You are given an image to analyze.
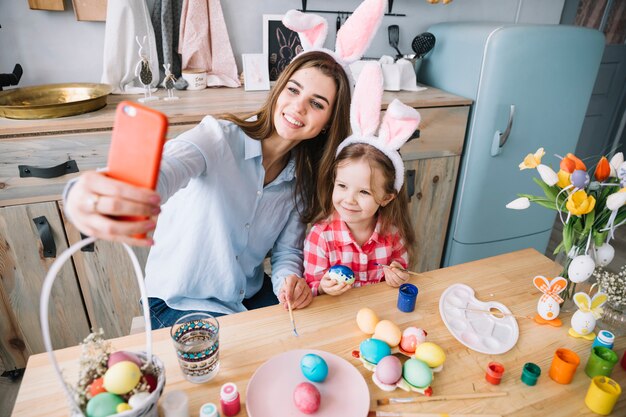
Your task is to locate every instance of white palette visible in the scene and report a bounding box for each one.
[439,283,519,354]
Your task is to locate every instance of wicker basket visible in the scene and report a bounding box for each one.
[40,237,166,417]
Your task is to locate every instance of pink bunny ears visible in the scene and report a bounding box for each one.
[282,0,385,86]
[336,63,421,192]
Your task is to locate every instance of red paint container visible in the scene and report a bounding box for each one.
[220,382,241,416]
[485,361,505,385]
[621,351,626,371]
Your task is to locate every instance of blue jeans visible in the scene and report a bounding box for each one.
[147,273,279,329]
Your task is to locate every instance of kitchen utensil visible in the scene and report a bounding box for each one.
[388,25,403,60]
[0,83,111,119]
[411,32,436,58]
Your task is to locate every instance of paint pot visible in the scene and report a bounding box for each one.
[548,348,580,384]
[585,346,618,378]
[397,283,418,312]
[199,403,219,417]
[584,376,622,415]
[622,350,626,371]
[182,69,207,90]
[591,330,615,350]
[485,361,504,385]
[521,362,541,386]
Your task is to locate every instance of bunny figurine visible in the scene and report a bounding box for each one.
[568,291,608,340]
[532,275,568,327]
[135,36,158,103]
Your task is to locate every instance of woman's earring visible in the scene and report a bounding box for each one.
[321,127,328,134]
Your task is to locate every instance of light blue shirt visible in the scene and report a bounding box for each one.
[144,116,305,314]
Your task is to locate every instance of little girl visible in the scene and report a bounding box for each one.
[304,63,420,296]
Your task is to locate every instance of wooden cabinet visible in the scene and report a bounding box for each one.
[0,86,470,370]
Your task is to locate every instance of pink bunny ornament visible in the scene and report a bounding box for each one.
[568,291,608,340]
[335,62,420,191]
[532,276,567,327]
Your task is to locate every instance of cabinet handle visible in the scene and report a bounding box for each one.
[19,159,79,178]
[407,128,420,142]
[490,104,515,156]
[32,216,56,258]
[80,232,95,252]
[406,169,416,200]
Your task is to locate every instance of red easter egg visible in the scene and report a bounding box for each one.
[293,382,321,414]
[143,373,157,393]
[88,377,107,397]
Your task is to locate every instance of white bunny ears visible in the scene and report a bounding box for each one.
[283,0,385,87]
[336,63,420,192]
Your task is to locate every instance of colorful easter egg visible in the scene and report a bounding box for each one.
[116,403,132,413]
[356,308,379,334]
[403,358,433,388]
[293,382,321,414]
[300,353,329,383]
[328,264,355,285]
[128,392,151,409]
[103,361,142,395]
[360,338,391,365]
[375,355,403,385]
[86,392,124,417]
[571,170,590,189]
[399,327,427,353]
[107,351,142,368]
[414,342,446,368]
[143,372,158,393]
[567,255,595,283]
[88,376,107,397]
[373,320,402,347]
[593,243,615,267]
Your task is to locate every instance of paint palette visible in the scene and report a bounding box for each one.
[439,283,519,354]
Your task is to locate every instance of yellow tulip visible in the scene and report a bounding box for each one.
[556,170,571,188]
[566,190,596,216]
[519,147,545,170]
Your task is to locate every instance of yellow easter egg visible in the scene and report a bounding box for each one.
[414,342,446,368]
[103,360,142,395]
[373,320,402,347]
[116,403,132,413]
[356,308,379,334]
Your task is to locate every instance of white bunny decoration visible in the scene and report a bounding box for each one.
[568,291,608,340]
[532,275,567,327]
[335,62,420,191]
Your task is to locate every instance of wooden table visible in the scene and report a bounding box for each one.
[12,249,625,417]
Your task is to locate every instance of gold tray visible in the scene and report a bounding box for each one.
[0,83,112,119]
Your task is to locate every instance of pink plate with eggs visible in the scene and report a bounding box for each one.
[246,349,370,417]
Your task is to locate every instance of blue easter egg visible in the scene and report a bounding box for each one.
[359,338,391,365]
[300,353,329,382]
[329,264,355,284]
[571,169,589,189]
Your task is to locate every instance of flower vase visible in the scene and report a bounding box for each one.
[554,244,592,313]
[598,301,626,337]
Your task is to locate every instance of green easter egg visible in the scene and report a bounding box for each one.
[86,392,124,417]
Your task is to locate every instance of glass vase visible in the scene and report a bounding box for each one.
[597,301,626,337]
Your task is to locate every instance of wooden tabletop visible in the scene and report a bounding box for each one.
[12,249,625,417]
[0,86,471,138]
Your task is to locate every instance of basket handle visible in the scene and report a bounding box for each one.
[40,236,153,415]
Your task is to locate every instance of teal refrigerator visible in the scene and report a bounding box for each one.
[419,22,605,267]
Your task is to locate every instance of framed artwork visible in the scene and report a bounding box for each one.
[262,14,303,81]
[242,54,270,91]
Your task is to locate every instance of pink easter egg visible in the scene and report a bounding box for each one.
[293,382,321,414]
[375,355,403,385]
[108,351,143,368]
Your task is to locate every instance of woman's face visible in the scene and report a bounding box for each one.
[273,67,337,142]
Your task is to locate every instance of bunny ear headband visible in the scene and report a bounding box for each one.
[335,62,420,192]
[282,0,385,88]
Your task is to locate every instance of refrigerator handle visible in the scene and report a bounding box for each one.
[490,104,515,156]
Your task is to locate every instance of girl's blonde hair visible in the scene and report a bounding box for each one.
[221,51,351,223]
[313,143,416,264]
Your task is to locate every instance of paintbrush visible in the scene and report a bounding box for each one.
[377,391,508,405]
[455,307,534,320]
[283,282,299,337]
[368,412,503,417]
[375,263,428,278]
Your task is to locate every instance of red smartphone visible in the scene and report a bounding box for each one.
[106,101,168,235]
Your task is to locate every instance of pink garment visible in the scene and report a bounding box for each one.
[179,0,240,87]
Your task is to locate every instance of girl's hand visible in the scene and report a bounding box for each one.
[65,171,161,246]
[279,274,313,310]
[383,261,411,287]
[319,273,352,296]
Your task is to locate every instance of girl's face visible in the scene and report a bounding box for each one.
[332,159,395,229]
[273,67,337,142]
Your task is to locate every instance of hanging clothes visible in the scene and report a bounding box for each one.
[101,0,159,94]
[150,0,184,83]
[178,0,241,87]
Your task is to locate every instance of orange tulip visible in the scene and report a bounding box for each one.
[594,156,610,181]
[560,157,576,173]
[566,153,587,171]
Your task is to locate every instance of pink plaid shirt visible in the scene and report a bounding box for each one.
[304,213,408,296]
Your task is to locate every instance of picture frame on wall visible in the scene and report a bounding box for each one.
[242,53,270,91]
[262,14,303,81]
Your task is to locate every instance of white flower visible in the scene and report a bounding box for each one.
[506,197,530,210]
[607,191,626,211]
[610,152,624,177]
[537,164,558,186]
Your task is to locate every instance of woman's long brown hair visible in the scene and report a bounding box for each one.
[313,143,417,265]
[221,51,351,223]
